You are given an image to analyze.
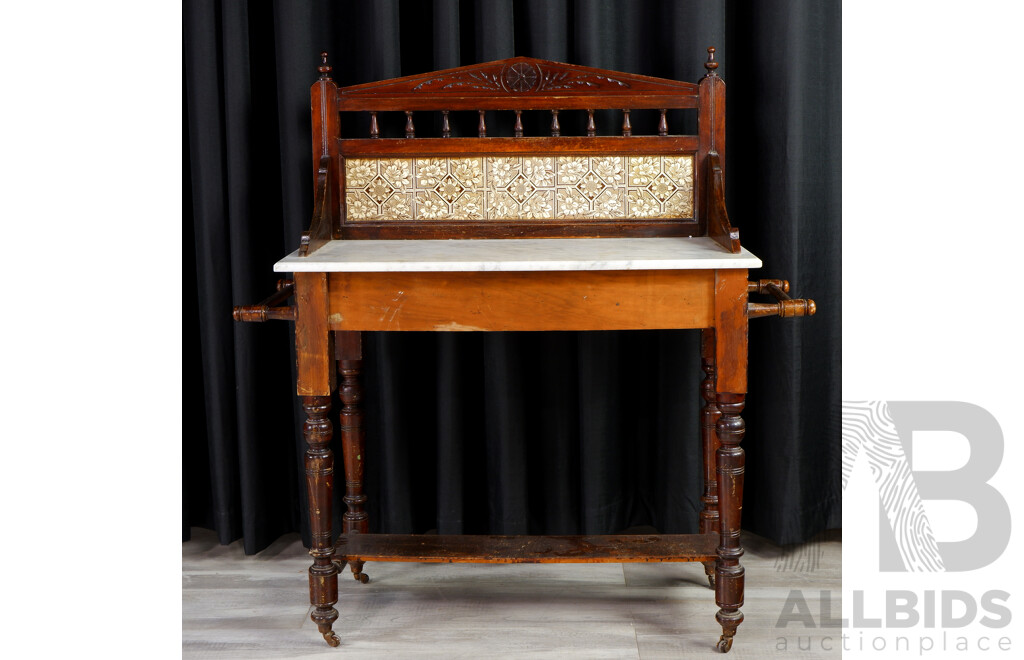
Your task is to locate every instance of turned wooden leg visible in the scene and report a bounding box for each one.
[337,331,369,584]
[699,329,722,589]
[715,393,745,653]
[303,395,340,647]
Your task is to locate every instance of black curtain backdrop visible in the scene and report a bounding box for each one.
[184,0,841,554]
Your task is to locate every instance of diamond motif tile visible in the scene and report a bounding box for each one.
[364,176,394,204]
[576,172,607,200]
[647,174,677,202]
[506,174,536,203]
[434,175,465,203]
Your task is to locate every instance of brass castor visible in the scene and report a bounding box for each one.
[355,571,370,584]
[717,634,733,653]
[323,632,340,647]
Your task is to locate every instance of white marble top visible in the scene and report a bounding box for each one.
[274,237,761,273]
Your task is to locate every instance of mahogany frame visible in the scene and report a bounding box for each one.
[235,49,816,654]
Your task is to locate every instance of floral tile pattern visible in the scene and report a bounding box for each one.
[345,155,693,221]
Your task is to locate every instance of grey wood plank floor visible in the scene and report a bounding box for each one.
[184,528,840,659]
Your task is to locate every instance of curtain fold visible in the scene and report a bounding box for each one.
[185,0,841,554]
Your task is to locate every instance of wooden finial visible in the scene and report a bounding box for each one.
[704,47,718,74]
[318,51,332,81]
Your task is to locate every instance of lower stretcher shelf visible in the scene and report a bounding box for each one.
[334,533,718,564]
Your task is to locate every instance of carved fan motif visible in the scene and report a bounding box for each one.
[502,62,539,92]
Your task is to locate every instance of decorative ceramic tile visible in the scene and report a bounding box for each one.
[345,155,693,221]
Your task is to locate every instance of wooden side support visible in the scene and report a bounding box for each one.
[697,47,740,255]
[698,47,727,242]
[714,270,748,395]
[294,272,333,396]
[299,155,333,257]
[714,393,745,653]
[699,328,721,589]
[712,268,748,653]
[309,52,340,242]
[706,153,740,253]
[336,331,370,584]
[303,395,341,648]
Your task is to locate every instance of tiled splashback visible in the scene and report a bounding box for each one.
[344,155,694,222]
